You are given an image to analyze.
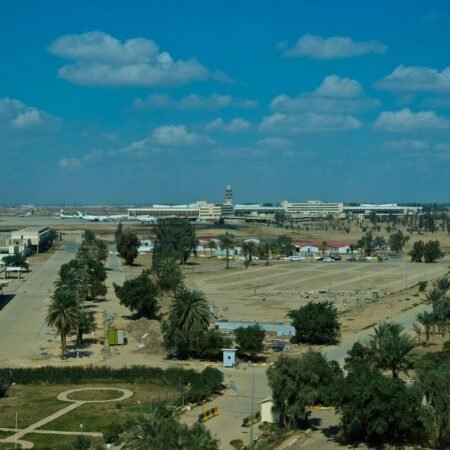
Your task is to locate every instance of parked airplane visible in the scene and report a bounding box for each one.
[16,209,34,217]
[55,210,80,219]
[127,215,158,224]
[76,211,109,222]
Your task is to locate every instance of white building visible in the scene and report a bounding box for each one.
[259,398,275,423]
[128,201,220,221]
[343,203,422,215]
[281,200,344,217]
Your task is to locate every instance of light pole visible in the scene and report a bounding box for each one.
[137,400,143,415]
[150,395,155,411]
[80,423,83,437]
[249,364,255,450]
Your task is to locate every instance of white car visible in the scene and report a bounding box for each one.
[289,255,305,261]
[322,257,333,262]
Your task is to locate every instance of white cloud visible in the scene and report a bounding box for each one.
[49,31,225,86]
[58,150,103,169]
[374,109,450,132]
[383,139,430,151]
[132,93,257,110]
[206,117,251,132]
[124,125,214,153]
[0,97,60,130]
[260,112,361,133]
[280,34,387,59]
[256,137,293,149]
[376,65,450,92]
[271,75,379,113]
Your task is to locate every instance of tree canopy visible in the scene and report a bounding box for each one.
[288,301,341,345]
[234,325,265,360]
[117,230,140,265]
[114,271,159,318]
[152,218,197,267]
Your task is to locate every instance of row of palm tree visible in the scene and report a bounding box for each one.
[415,277,450,347]
[46,232,105,359]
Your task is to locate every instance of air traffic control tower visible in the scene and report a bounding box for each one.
[221,185,234,216]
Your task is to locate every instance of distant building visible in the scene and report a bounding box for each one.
[128,201,220,221]
[343,203,422,215]
[9,227,50,254]
[281,200,344,218]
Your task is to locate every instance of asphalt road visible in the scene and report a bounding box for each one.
[0,241,78,365]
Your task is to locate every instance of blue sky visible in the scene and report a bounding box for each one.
[0,0,449,204]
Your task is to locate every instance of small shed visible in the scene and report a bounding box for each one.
[259,397,275,423]
[222,348,237,368]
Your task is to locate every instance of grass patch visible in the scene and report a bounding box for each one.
[67,389,125,402]
[25,433,103,450]
[0,382,175,434]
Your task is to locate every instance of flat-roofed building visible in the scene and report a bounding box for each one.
[281,200,344,217]
[9,227,50,254]
[343,203,422,215]
[128,201,220,221]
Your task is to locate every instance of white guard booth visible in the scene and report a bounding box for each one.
[222,348,237,368]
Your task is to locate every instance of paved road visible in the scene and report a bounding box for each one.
[0,241,79,365]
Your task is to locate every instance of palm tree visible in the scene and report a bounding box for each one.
[170,288,211,334]
[425,287,444,305]
[206,240,217,258]
[435,277,450,293]
[46,289,80,359]
[219,233,235,269]
[241,241,257,265]
[417,311,435,346]
[77,310,97,346]
[370,322,416,378]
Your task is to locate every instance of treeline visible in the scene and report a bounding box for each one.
[0,365,223,403]
[268,326,450,448]
[46,230,107,359]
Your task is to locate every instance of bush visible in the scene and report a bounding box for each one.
[288,301,341,345]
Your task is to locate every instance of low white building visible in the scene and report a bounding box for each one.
[259,398,275,423]
[138,240,153,254]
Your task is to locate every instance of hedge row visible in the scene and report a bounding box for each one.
[0,365,223,403]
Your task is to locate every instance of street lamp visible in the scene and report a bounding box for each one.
[80,423,83,437]
[150,395,155,411]
[137,400,143,415]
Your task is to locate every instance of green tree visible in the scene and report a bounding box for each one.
[234,325,265,360]
[117,230,140,265]
[416,354,450,448]
[274,210,287,228]
[153,257,184,294]
[288,302,341,345]
[60,435,93,450]
[77,310,97,346]
[115,223,124,252]
[114,271,159,318]
[410,240,425,262]
[240,241,257,266]
[46,289,80,359]
[218,232,235,269]
[435,277,450,293]
[162,288,211,358]
[388,230,410,255]
[121,404,219,450]
[423,240,444,263]
[267,352,342,428]
[206,240,217,257]
[369,322,416,378]
[2,254,29,271]
[417,311,435,346]
[357,231,375,256]
[152,218,197,267]
[335,368,424,446]
[276,235,294,256]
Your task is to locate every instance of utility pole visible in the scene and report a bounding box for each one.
[249,365,255,450]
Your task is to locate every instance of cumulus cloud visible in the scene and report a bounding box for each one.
[124,125,214,153]
[259,112,361,133]
[376,65,450,92]
[132,93,257,110]
[0,97,60,130]
[59,150,103,169]
[374,108,450,132]
[279,34,387,59]
[49,31,227,86]
[206,117,251,132]
[256,137,293,149]
[271,75,379,113]
[383,139,430,151]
